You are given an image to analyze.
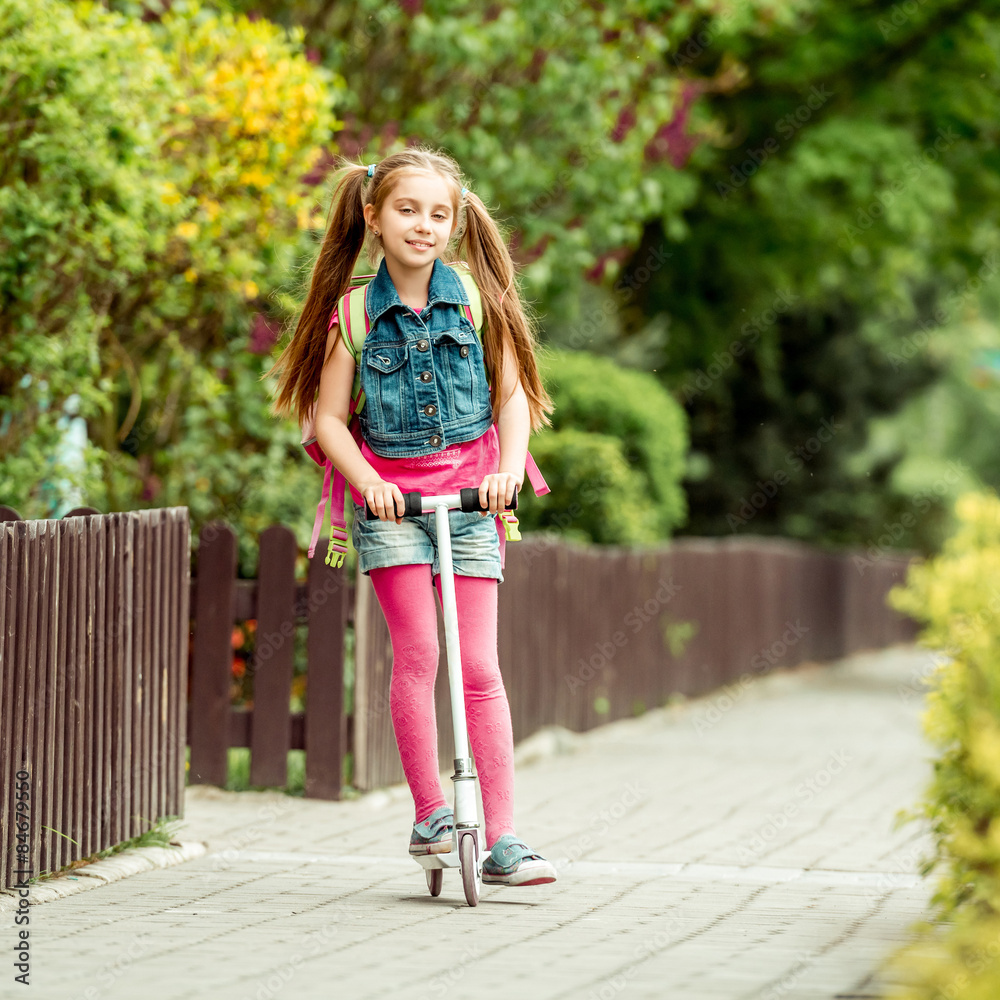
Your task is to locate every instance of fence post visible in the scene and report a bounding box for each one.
[304,545,350,800]
[251,525,298,788]
[189,522,237,786]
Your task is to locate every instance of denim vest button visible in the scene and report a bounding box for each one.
[429,434,442,447]
[419,370,433,383]
[423,404,437,416]
[459,345,469,358]
[416,339,429,352]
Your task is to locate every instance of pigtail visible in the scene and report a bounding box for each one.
[460,192,554,433]
[264,160,370,429]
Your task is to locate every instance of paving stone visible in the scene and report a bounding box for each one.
[2,644,942,1000]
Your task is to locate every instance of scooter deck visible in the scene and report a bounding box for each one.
[411,827,484,870]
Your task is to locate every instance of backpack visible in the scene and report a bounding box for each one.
[301,260,550,566]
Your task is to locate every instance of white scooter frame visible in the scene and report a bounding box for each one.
[364,485,518,907]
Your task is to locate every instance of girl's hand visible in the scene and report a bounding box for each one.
[360,479,406,523]
[477,473,521,516]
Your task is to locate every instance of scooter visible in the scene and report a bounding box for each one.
[365,485,518,907]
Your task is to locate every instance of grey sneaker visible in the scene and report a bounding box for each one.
[481,833,557,886]
[409,805,454,855]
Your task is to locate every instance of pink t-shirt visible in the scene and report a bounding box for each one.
[339,305,507,563]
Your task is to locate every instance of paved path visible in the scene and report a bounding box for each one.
[8,645,942,1000]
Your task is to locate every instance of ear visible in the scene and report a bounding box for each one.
[363,203,378,230]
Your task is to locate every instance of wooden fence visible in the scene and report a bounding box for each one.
[0,507,189,891]
[2,501,920,878]
[351,532,919,791]
[186,522,351,800]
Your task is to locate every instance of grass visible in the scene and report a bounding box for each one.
[183,745,359,798]
[28,814,187,884]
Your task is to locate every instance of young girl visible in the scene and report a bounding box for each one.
[266,147,558,886]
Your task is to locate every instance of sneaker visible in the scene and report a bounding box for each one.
[409,805,454,855]
[481,833,557,886]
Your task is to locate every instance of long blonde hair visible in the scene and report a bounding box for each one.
[264,146,554,434]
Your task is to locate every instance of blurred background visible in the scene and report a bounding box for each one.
[2,0,998,574]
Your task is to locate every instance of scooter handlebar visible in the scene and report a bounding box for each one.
[365,486,518,520]
[460,486,517,513]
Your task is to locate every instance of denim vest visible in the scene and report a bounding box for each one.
[358,257,494,458]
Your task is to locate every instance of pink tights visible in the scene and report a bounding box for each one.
[368,563,516,849]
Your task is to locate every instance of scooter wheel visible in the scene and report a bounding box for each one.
[425,868,443,897]
[459,832,480,907]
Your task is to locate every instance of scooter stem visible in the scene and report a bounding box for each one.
[433,502,479,830]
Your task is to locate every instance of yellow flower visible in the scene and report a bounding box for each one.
[160,182,181,206]
[239,168,272,188]
[184,268,198,283]
[243,280,259,299]
[199,199,221,221]
[175,221,199,239]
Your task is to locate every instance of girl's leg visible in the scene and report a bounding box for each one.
[368,564,449,825]
[433,572,516,848]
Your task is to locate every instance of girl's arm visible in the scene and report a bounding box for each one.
[314,325,406,522]
[481,340,530,514]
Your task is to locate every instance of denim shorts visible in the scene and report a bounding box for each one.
[351,502,504,583]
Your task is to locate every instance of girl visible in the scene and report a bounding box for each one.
[266,147,558,887]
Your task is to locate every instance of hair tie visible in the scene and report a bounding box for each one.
[461,186,468,197]
[367,163,375,178]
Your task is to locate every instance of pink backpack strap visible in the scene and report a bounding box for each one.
[307,458,333,560]
[524,448,550,496]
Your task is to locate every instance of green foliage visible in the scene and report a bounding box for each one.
[213,0,776,311]
[7,0,1000,566]
[517,348,688,544]
[0,0,179,506]
[620,0,1000,550]
[879,490,1000,998]
[1,0,341,574]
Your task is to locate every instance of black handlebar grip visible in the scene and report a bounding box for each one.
[364,490,423,520]
[460,486,517,513]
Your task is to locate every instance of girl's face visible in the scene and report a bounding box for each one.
[366,170,457,270]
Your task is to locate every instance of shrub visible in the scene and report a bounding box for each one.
[878,490,1000,998]
[0,0,340,576]
[519,347,689,544]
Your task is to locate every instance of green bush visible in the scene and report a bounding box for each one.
[879,490,1000,998]
[0,0,340,576]
[0,0,180,506]
[519,348,689,544]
